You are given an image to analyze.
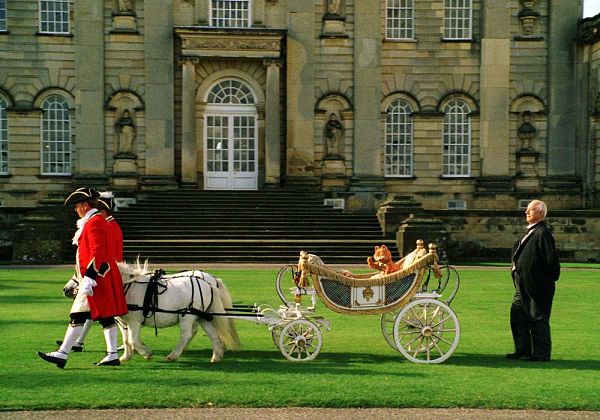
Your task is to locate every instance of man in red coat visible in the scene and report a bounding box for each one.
[57,192,126,353]
[38,188,128,368]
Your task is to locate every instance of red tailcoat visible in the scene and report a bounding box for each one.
[105,216,123,262]
[77,211,128,319]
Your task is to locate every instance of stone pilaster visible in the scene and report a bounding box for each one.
[143,0,176,188]
[74,0,105,178]
[286,1,315,180]
[480,4,511,176]
[264,58,282,185]
[180,57,198,186]
[352,1,381,178]
[547,0,580,176]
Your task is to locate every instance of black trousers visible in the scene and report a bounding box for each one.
[510,279,553,359]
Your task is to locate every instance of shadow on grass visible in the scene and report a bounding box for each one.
[141,349,425,377]
[447,352,600,370]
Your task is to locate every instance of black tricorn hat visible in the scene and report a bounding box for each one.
[64,187,100,205]
[97,194,114,211]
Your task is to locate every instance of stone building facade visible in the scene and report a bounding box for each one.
[0,0,594,214]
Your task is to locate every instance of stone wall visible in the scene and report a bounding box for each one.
[400,210,600,263]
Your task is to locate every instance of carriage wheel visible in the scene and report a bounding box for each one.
[275,265,297,307]
[393,298,460,364]
[271,324,283,347]
[380,310,400,350]
[278,319,323,362]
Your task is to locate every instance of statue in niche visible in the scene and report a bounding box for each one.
[115,110,136,155]
[325,113,344,158]
[517,111,537,151]
[326,0,343,17]
[118,0,133,14]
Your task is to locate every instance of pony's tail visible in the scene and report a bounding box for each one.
[211,277,241,351]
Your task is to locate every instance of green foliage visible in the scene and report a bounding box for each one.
[0,266,599,411]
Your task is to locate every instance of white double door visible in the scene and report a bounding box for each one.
[204,111,258,190]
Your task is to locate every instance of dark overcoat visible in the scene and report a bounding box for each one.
[512,221,560,315]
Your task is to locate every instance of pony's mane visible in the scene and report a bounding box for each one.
[118,258,150,282]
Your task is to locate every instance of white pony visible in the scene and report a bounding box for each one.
[116,260,240,363]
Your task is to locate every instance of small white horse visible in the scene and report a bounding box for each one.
[116,260,240,363]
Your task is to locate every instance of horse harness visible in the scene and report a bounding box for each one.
[125,269,217,334]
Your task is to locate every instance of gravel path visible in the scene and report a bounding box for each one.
[1,408,599,419]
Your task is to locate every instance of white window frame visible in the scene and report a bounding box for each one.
[443,0,472,40]
[0,97,8,175]
[385,99,413,177]
[0,0,7,32]
[41,95,71,175]
[39,0,70,34]
[442,99,471,177]
[210,0,251,28]
[385,0,415,40]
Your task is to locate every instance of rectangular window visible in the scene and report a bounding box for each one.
[443,0,472,40]
[0,0,6,32]
[39,0,69,34]
[386,0,414,40]
[210,0,250,28]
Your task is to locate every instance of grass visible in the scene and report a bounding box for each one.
[0,265,599,411]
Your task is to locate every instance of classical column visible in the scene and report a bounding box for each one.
[264,58,282,185]
[180,57,198,185]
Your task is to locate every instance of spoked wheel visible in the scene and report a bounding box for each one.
[278,319,323,362]
[271,324,283,347]
[275,264,297,307]
[380,310,400,350]
[393,298,460,364]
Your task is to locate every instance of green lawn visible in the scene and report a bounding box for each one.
[0,265,598,411]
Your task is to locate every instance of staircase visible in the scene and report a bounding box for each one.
[115,190,397,264]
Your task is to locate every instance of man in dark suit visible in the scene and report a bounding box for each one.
[508,200,560,362]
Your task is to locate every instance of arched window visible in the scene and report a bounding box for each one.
[386,0,415,40]
[443,0,472,40]
[207,79,255,105]
[385,99,413,177]
[442,99,471,177]
[210,0,250,28]
[41,94,71,175]
[0,97,7,174]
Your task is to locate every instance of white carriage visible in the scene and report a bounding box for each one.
[241,241,461,363]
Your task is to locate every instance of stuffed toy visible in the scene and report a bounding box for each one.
[367,245,402,275]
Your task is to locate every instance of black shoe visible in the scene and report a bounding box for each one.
[55,340,84,352]
[506,352,530,360]
[95,356,121,366]
[37,351,67,369]
[522,356,550,362]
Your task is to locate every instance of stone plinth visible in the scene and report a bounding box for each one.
[376,196,423,236]
[112,15,137,33]
[397,214,447,259]
[321,158,347,189]
[113,155,138,188]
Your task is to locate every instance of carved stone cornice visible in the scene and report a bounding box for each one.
[175,27,286,59]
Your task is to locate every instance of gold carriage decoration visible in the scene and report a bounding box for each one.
[296,243,439,316]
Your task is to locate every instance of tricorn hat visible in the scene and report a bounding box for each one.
[64,187,100,205]
[98,191,115,211]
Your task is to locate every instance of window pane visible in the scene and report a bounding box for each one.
[443,0,472,40]
[40,0,69,34]
[385,99,413,177]
[442,99,471,176]
[41,95,71,175]
[386,0,414,40]
[211,0,250,28]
